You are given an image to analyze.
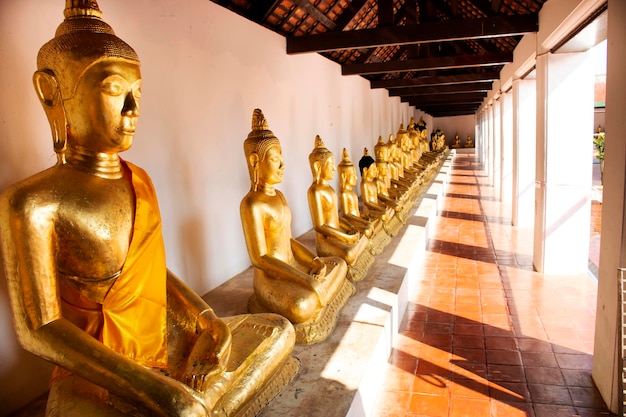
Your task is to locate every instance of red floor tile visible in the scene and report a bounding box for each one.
[371,154,614,417]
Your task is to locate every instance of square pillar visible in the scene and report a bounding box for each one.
[493,99,502,192]
[593,1,626,413]
[533,51,594,274]
[501,91,513,212]
[512,78,537,228]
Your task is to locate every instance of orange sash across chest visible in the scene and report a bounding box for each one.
[100,161,168,368]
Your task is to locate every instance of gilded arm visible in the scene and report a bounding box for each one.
[0,192,208,417]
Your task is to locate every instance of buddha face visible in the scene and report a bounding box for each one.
[63,59,141,153]
[258,145,284,186]
[345,166,357,187]
[321,155,335,181]
[365,164,378,180]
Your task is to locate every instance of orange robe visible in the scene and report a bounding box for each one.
[100,161,168,368]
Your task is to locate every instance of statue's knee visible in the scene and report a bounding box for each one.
[290,296,318,324]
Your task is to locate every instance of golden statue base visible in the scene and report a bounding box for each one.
[383,215,404,237]
[230,356,300,417]
[368,227,392,255]
[248,279,355,345]
[45,314,300,417]
[346,249,375,282]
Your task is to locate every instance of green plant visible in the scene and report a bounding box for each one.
[593,131,605,161]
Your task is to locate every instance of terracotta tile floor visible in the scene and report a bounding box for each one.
[372,153,614,417]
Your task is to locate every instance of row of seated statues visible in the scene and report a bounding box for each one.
[0,2,448,416]
[451,133,474,149]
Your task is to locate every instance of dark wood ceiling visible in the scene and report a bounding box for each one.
[211,0,546,117]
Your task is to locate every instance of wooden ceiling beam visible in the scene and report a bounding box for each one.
[248,0,282,23]
[388,82,493,96]
[292,0,336,30]
[410,101,483,109]
[333,0,368,31]
[405,91,487,104]
[287,14,537,54]
[371,71,499,88]
[342,52,512,75]
[424,109,478,117]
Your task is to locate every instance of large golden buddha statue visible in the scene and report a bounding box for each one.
[337,149,391,255]
[307,137,373,281]
[0,3,298,416]
[240,110,354,344]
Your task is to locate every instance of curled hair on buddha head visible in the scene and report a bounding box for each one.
[309,135,333,180]
[37,0,140,100]
[244,109,281,190]
[34,0,140,162]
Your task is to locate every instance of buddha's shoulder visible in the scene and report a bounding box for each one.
[241,190,286,210]
[0,166,82,212]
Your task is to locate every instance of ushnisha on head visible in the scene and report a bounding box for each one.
[358,147,375,176]
[338,148,356,187]
[34,0,140,160]
[308,135,334,181]
[244,109,282,191]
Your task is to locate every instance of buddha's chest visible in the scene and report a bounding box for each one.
[55,181,135,279]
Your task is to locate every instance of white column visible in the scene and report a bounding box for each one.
[486,104,494,185]
[593,1,626,413]
[533,51,594,274]
[512,78,536,228]
[492,98,502,193]
[501,91,513,213]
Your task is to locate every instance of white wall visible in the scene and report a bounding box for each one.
[0,1,421,413]
[432,115,476,147]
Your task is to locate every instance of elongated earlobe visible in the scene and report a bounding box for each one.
[249,153,259,191]
[33,70,67,163]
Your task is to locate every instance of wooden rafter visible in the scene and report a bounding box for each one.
[342,52,512,75]
[292,0,337,30]
[287,14,537,54]
[388,82,493,96]
[370,71,500,88]
[333,0,369,31]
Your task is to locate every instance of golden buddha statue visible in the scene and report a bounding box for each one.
[452,133,462,149]
[307,136,373,282]
[337,149,390,255]
[416,117,430,154]
[0,3,299,416]
[240,110,355,344]
[407,118,423,165]
[465,135,474,148]
[359,156,401,237]
[374,136,409,222]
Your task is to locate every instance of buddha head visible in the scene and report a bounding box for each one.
[337,148,357,189]
[361,157,378,182]
[396,124,408,147]
[358,148,375,176]
[35,0,141,161]
[374,136,389,163]
[244,109,283,191]
[308,135,335,183]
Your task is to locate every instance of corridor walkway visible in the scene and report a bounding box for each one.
[372,153,614,417]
